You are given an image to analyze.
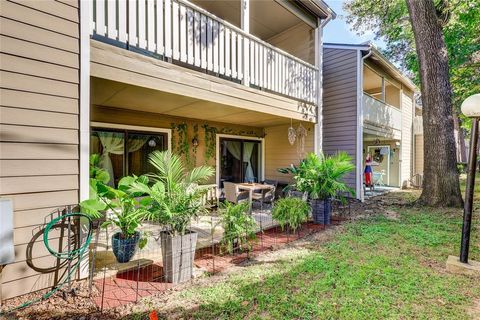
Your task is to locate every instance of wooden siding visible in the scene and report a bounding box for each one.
[401,90,414,185]
[264,123,314,183]
[267,23,315,65]
[0,0,80,300]
[414,134,424,175]
[322,48,358,189]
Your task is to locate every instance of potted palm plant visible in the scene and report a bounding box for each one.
[280,152,355,225]
[131,150,214,284]
[81,159,149,263]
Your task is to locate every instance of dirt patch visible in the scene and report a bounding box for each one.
[468,298,480,320]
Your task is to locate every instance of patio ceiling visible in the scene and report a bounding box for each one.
[91,77,295,127]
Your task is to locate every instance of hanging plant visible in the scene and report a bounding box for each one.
[296,123,308,155]
[171,122,191,167]
[202,124,217,162]
[288,119,296,145]
[192,123,199,166]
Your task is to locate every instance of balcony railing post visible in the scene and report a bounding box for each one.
[241,0,250,86]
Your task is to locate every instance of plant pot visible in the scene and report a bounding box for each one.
[311,198,332,225]
[160,231,198,284]
[112,231,140,263]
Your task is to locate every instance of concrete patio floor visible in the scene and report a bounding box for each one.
[89,208,277,279]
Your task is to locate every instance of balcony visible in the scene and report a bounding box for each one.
[363,94,402,135]
[90,0,318,105]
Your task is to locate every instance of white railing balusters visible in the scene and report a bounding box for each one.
[155,0,163,54]
[91,0,318,104]
[164,0,172,57]
[179,4,187,62]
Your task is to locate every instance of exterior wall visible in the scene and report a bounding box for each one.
[0,0,80,299]
[264,123,314,183]
[401,89,414,186]
[267,23,315,65]
[322,48,358,189]
[414,134,424,175]
[91,106,263,184]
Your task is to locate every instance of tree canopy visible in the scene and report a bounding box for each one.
[344,0,480,128]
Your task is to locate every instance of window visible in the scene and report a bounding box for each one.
[219,138,262,186]
[90,128,168,186]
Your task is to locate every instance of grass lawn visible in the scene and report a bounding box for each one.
[131,180,480,320]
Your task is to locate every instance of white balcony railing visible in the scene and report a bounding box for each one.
[91,0,318,105]
[363,94,402,131]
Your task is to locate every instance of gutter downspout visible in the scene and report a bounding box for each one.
[314,13,333,155]
[357,45,373,201]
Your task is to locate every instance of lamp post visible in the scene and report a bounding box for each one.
[459,93,480,263]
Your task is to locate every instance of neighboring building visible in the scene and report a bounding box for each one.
[0,0,335,300]
[323,43,423,200]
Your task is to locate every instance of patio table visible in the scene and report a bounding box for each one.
[236,183,275,213]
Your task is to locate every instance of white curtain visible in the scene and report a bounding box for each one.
[243,142,255,182]
[226,141,241,160]
[127,134,149,153]
[98,132,124,186]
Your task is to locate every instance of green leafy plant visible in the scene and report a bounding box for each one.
[217,202,257,255]
[171,122,191,167]
[202,124,217,162]
[80,157,149,246]
[272,197,311,232]
[131,150,214,236]
[279,152,355,200]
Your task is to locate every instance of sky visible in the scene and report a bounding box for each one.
[323,0,386,49]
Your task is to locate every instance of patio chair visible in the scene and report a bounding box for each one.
[223,182,250,204]
[287,190,308,201]
[252,183,276,211]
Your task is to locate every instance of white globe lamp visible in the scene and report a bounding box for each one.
[461,93,480,118]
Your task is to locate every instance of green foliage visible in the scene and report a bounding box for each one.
[171,122,191,167]
[272,197,311,232]
[217,202,257,255]
[202,124,217,162]
[280,152,355,200]
[344,0,480,129]
[131,150,214,236]
[80,174,149,246]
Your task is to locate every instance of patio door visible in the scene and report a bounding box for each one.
[219,137,262,186]
[367,146,391,185]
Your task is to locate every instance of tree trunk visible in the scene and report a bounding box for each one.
[406,0,463,207]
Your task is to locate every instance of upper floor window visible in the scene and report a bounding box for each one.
[90,128,168,187]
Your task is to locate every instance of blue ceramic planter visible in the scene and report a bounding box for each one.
[311,198,332,225]
[112,231,140,263]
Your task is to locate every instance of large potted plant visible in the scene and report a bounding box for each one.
[132,150,214,284]
[81,156,149,263]
[280,152,354,225]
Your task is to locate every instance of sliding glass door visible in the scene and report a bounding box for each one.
[219,138,262,186]
[90,128,167,187]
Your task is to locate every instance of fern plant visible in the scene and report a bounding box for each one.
[217,202,257,255]
[272,197,310,232]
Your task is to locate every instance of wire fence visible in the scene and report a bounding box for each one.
[0,196,356,314]
[88,197,355,311]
